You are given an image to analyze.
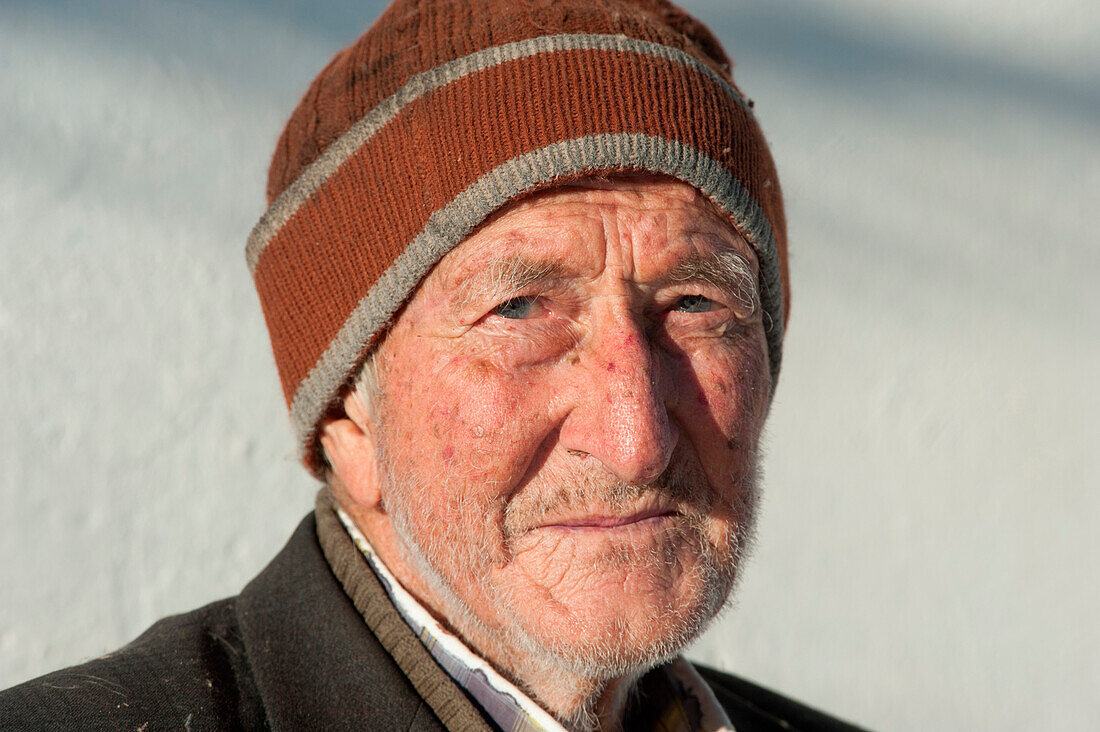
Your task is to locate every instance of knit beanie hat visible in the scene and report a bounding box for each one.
[247,0,789,477]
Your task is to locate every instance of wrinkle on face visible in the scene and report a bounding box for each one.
[341,175,771,725]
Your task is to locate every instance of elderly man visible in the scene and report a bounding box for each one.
[1,1,863,730]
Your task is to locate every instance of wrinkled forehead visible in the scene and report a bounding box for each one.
[485,172,740,235]
[430,173,757,291]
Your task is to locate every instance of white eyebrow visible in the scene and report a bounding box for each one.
[451,255,568,312]
[450,248,758,314]
[664,249,759,314]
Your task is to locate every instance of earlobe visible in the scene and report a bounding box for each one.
[319,391,383,510]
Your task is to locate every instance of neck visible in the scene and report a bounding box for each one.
[462,621,643,732]
[525,672,637,732]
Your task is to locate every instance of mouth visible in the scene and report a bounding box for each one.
[539,508,678,531]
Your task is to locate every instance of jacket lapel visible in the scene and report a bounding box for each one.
[236,514,450,731]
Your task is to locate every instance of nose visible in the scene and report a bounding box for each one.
[560,311,678,485]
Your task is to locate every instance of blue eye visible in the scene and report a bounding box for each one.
[493,296,536,319]
[674,294,715,313]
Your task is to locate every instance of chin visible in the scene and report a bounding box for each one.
[498,546,738,681]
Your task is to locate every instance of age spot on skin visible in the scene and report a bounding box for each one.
[344,178,771,712]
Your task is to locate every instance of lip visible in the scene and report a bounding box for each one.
[539,509,677,531]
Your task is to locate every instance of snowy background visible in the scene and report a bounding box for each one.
[1,0,1097,728]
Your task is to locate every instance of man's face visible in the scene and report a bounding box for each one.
[361,177,770,678]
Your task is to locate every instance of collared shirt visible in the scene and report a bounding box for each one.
[335,507,736,732]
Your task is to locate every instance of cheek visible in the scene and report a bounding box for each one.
[672,336,770,459]
[393,351,552,495]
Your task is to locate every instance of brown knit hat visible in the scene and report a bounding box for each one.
[247,0,789,477]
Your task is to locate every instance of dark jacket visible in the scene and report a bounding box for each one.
[0,509,865,730]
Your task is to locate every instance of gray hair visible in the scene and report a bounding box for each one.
[352,350,383,426]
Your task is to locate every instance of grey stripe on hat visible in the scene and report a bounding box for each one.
[287,132,784,461]
[246,32,753,273]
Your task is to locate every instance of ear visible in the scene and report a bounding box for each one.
[319,389,382,511]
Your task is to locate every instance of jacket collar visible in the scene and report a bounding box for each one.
[235,505,483,731]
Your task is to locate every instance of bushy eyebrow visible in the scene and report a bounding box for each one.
[449,248,759,314]
[451,256,569,313]
[664,249,759,314]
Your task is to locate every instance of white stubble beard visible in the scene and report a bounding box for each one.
[374,417,763,689]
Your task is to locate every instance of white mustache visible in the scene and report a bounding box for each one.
[502,449,718,541]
